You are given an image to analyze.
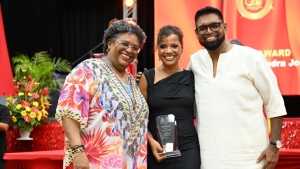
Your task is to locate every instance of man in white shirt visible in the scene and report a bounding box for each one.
[187,6,286,169]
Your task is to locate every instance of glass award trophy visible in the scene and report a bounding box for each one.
[156,114,181,158]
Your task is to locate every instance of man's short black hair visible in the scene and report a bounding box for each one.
[194,6,224,26]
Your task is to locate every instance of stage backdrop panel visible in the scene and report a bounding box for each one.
[154,0,300,95]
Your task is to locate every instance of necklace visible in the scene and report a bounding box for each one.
[104,56,138,122]
[105,56,129,84]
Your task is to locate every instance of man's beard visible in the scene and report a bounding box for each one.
[200,34,225,51]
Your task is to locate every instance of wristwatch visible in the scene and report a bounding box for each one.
[270,140,282,148]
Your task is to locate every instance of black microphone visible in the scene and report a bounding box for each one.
[72,42,104,67]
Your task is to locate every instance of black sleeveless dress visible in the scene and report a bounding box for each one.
[144,69,200,169]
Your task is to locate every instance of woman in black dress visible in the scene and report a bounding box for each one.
[138,25,200,169]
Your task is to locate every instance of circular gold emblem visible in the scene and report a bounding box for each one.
[236,0,273,20]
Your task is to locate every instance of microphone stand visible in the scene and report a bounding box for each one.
[71,42,104,66]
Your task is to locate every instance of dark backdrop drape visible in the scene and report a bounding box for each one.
[0,0,154,72]
[0,0,56,58]
[0,0,154,117]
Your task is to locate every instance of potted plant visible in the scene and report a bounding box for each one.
[6,51,71,137]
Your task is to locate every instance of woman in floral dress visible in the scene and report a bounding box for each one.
[56,20,149,169]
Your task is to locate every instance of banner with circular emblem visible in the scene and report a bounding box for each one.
[155,0,300,95]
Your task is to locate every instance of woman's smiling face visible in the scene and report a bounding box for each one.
[108,33,140,71]
[157,34,183,66]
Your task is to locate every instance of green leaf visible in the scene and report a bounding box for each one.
[30,118,36,126]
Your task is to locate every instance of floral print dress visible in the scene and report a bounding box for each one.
[55,58,149,169]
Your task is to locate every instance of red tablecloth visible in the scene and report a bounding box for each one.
[281,118,300,149]
[277,118,300,168]
[276,149,300,169]
[4,150,64,169]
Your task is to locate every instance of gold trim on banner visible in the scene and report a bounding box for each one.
[236,0,273,20]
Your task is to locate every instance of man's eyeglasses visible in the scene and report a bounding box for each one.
[116,40,140,53]
[195,22,223,35]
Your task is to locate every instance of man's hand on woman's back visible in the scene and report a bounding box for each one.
[136,68,148,83]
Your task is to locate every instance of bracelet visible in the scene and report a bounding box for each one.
[70,145,85,154]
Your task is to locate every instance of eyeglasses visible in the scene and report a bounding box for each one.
[195,22,223,35]
[116,40,140,53]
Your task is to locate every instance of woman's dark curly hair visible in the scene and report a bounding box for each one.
[102,20,147,54]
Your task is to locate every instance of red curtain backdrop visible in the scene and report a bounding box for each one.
[0,6,14,96]
[154,0,300,95]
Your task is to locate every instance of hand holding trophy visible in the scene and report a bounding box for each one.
[156,114,181,158]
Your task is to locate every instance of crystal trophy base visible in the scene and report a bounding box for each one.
[159,150,181,158]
